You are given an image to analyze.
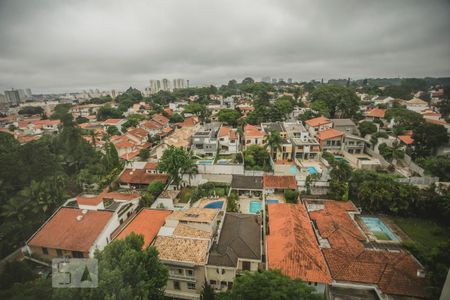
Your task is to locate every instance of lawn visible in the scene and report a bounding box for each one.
[393,217,449,252]
[177,187,194,203]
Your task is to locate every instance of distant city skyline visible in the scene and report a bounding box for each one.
[1,0,449,94]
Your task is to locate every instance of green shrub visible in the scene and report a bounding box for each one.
[284,189,299,203]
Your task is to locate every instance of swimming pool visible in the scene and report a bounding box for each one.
[306,167,318,174]
[266,199,279,204]
[197,160,214,165]
[288,165,299,175]
[249,200,262,214]
[204,201,223,209]
[361,216,398,241]
[216,159,232,165]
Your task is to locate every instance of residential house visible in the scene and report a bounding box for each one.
[261,122,292,161]
[26,191,139,259]
[263,175,297,194]
[155,208,220,299]
[119,168,169,189]
[102,118,126,132]
[304,116,333,136]
[206,213,262,293]
[266,203,332,293]
[191,122,221,156]
[317,128,344,153]
[284,121,320,160]
[231,175,263,197]
[397,135,414,147]
[111,136,137,157]
[152,114,170,128]
[113,208,172,248]
[126,127,149,145]
[372,96,394,106]
[365,108,386,122]
[243,124,265,149]
[406,98,428,113]
[69,104,102,118]
[331,118,358,135]
[308,200,428,299]
[343,134,366,154]
[140,119,164,136]
[217,126,239,154]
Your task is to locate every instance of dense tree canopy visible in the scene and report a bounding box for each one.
[243,145,271,171]
[18,106,44,116]
[309,85,360,118]
[158,146,197,187]
[412,123,449,157]
[217,109,241,126]
[219,270,321,300]
[358,121,377,137]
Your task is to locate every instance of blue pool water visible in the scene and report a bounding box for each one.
[204,201,223,209]
[288,165,298,175]
[306,167,318,174]
[266,199,279,204]
[361,216,398,241]
[249,200,262,214]
[197,160,214,165]
[334,156,344,161]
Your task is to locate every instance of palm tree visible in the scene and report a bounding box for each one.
[264,130,283,160]
[182,158,198,186]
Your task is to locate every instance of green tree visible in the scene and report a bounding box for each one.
[169,113,184,123]
[226,191,239,212]
[158,146,197,187]
[309,85,360,118]
[106,126,120,136]
[383,85,413,100]
[310,100,330,118]
[264,130,283,160]
[139,148,150,161]
[242,77,255,85]
[201,282,216,300]
[437,98,450,118]
[18,106,44,116]
[96,105,123,121]
[183,102,210,122]
[416,156,450,181]
[76,116,89,124]
[358,121,377,137]
[378,142,405,162]
[220,270,321,300]
[147,180,165,198]
[284,189,299,203]
[274,97,294,116]
[243,145,271,171]
[412,123,449,157]
[217,109,241,126]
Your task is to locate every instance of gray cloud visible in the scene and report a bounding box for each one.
[0,0,449,93]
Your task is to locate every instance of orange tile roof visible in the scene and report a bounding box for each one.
[398,135,414,145]
[115,209,172,248]
[309,200,428,298]
[28,207,113,252]
[140,120,162,130]
[114,140,136,149]
[266,203,332,284]
[144,162,158,170]
[119,169,168,185]
[103,118,124,125]
[263,175,297,189]
[152,114,169,126]
[175,116,198,127]
[103,192,141,201]
[244,124,265,138]
[126,127,148,139]
[305,116,331,127]
[218,126,230,137]
[119,149,141,161]
[317,128,344,140]
[366,108,386,118]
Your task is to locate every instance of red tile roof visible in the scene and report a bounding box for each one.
[144,162,158,170]
[140,120,162,130]
[119,169,168,185]
[103,118,124,125]
[175,116,198,127]
[267,203,332,284]
[218,126,238,140]
[152,114,169,126]
[115,209,172,248]
[126,127,148,140]
[103,192,141,201]
[309,200,428,298]
[244,124,264,138]
[263,175,297,189]
[305,116,331,127]
[114,140,136,149]
[366,108,386,118]
[317,128,344,140]
[398,135,414,145]
[28,207,113,252]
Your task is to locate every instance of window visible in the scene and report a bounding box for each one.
[187,282,196,290]
[72,251,84,258]
[42,247,48,255]
[178,268,183,275]
[187,269,194,277]
[56,249,63,257]
[227,282,233,289]
[174,281,180,290]
[210,280,216,285]
[242,261,251,271]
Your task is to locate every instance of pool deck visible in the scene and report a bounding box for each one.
[356,215,402,243]
[193,197,227,210]
[238,196,261,214]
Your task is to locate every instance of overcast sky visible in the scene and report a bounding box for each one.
[0,0,449,94]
